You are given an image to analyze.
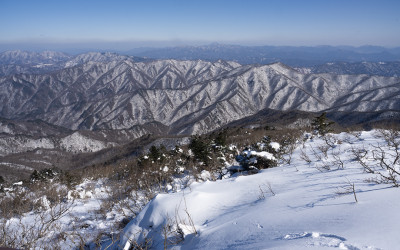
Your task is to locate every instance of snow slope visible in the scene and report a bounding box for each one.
[119,131,400,249]
[2,130,399,249]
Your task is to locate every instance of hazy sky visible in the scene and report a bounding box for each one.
[1,0,399,50]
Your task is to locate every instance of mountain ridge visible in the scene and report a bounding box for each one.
[1,57,400,135]
[2,48,400,77]
[128,44,400,66]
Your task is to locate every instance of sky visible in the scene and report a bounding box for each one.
[0,0,399,51]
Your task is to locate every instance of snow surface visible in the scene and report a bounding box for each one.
[3,130,400,249]
[1,178,151,249]
[119,131,400,250]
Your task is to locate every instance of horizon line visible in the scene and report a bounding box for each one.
[1,42,400,53]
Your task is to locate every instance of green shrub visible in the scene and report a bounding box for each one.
[214,129,228,146]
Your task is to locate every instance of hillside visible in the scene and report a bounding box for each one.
[1,128,400,249]
[118,130,400,249]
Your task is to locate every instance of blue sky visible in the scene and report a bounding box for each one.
[1,0,399,50]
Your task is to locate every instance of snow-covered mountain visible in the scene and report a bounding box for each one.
[0,50,148,76]
[0,50,71,65]
[129,44,400,66]
[1,58,400,134]
[0,50,72,76]
[299,61,400,77]
[63,52,146,68]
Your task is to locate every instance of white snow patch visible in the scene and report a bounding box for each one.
[269,142,280,150]
[243,149,276,160]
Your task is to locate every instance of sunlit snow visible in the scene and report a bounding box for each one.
[119,131,400,249]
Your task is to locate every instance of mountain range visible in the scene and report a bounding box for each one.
[1,52,400,135]
[2,47,400,76]
[1,49,400,181]
[128,44,400,66]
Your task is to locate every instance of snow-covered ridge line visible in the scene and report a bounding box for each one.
[2,57,400,134]
[0,132,110,156]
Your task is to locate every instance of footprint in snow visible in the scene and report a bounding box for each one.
[281,232,381,250]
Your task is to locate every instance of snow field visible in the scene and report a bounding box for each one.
[119,130,400,249]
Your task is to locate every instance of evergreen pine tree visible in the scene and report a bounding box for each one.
[189,135,210,164]
[149,145,161,162]
[311,112,334,136]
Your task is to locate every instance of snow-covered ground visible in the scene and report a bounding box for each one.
[1,178,152,249]
[2,130,400,249]
[118,131,400,249]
